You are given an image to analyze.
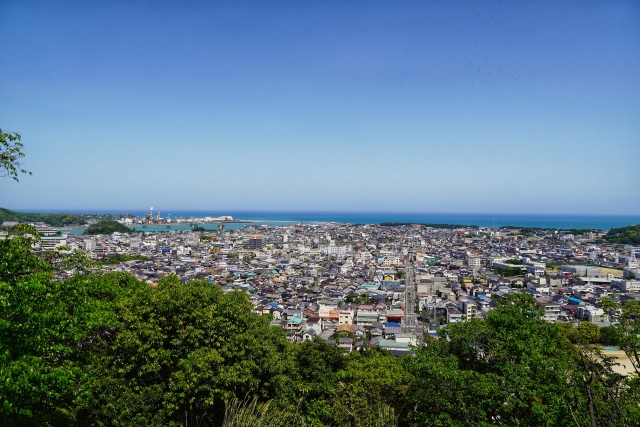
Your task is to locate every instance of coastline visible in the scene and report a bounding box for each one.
[9,210,640,232]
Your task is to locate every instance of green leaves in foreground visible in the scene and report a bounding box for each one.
[0,129,31,182]
[78,275,292,427]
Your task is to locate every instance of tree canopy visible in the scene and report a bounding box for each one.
[606,225,640,245]
[83,220,135,235]
[0,207,88,227]
[0,129,31,182]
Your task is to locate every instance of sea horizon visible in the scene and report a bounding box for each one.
[9,208,640,230]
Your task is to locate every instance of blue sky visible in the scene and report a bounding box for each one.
[1,0,638,214]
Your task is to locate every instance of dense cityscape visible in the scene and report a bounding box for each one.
[9,213,639,361]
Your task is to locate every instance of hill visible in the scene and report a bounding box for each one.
[83,220,133,235]
[0,207,87,227]
[606,225,640,245]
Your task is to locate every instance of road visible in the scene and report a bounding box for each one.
[404,259,418,328]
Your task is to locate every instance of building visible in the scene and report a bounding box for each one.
[85,239,96,251]
[459,299,479,320]
[577,306,605,323]
[611,279,640,293]
[447,307,463,323]
[355,306,379,326]
[39,235,67,251]
[326,240,350,258]
[31,222,59,236]
[248,235,265,250]
[535,297,561,323]
[466,255,482,268]
[338,309,354,325]
[561,265,603,277]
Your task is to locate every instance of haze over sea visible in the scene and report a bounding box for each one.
[42,209,640,232]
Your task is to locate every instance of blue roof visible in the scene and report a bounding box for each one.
[568,297,583,303]
[386,322,401,328]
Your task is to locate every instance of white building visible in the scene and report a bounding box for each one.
[326,240,350,258]
[466,255,482,268]
[338,309,354,325]
[379,255,401,267]
[611,279,640,293]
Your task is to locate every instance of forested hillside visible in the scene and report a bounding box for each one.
[606,225,640,245]
[0,207,87,227]
[1,226,639,427]
[83,220,134,235]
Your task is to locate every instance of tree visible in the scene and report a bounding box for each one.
[0,129,31,181]
[0,224,144,426]
[576,321,601,344]
[78,275,293,426]
[404,294,638,427]
[616,300,640,375]
[83,220,135,235]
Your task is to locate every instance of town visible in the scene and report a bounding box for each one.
[17,218,640,356]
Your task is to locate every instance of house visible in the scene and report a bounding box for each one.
[306,317,323,334]
[535,297,561,323]
[338,337,353,352]
[336,324,355,334]
[302,329,317,342]
[376,339,411,355]
[459,299,479,320]
[285,317,303,335]
[447,307,463,323]
[338,309,354,325]
[577,306,606,322]
[355,305,379,326]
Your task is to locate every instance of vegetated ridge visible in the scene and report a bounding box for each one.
[606,225,640,245]
[0,207,87,227]
[83,220,135,235]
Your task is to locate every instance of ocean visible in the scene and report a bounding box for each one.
[43,210,640,233]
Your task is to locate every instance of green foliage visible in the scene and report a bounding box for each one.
[559,321,601,344]
[192,225,216,232]
[83,220,134,235]
[0,129,31,181]
[606,225,640,245]
[403,294,637,427]
[615,300,640,375]
[0,207,87,227]
[577,321,601,344]
[286,338,407,427]
[0,225,145,426]
[600,326,622,346]
[504,259,524,265]
[499,266,524,277]
[78,275,293,426]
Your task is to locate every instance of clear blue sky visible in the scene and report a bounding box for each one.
[1,0,638,214]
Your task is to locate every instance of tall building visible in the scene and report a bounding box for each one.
[466,255,482,268]
[248,235,264,250]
